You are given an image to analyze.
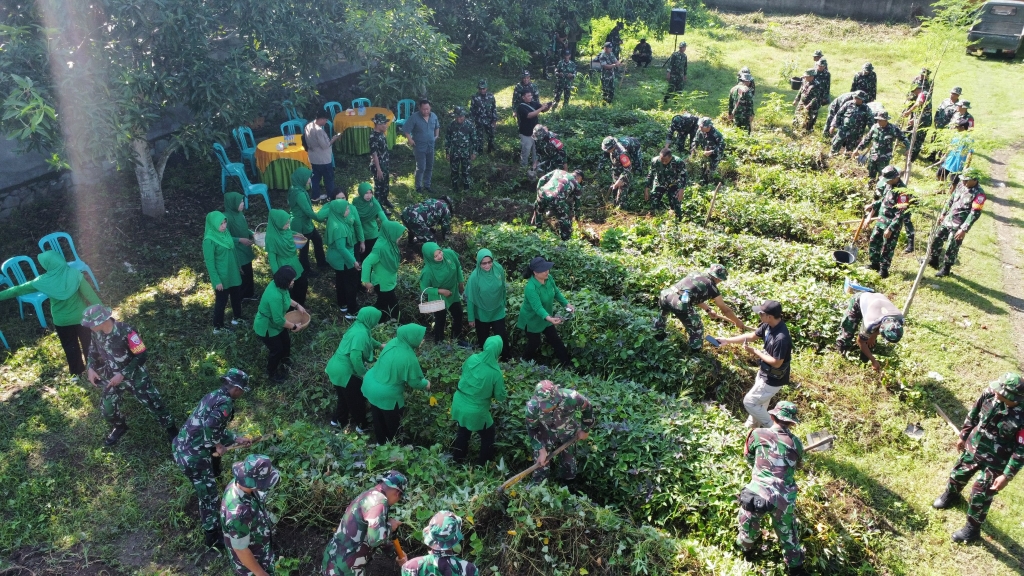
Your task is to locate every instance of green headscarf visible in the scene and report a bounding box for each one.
[204,211,234,250]
[32,251,82,300]
[420,242,459,289]
[374,220,406,273]
[266,209,297,257]
[355,305,383,330]
[374,324,427,378]
[352,182,378,221]
[223,192,249,238]
[326,199,355,247]
[458,335,503,396]
[466,249,505,315]
[289,165,312,193]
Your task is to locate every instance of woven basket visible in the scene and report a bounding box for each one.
[293,233,308,250]
[284,309,311,331]
[253,223,267,248]
[418,290,446,314]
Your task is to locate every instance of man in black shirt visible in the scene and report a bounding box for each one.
[516,91,552,176]
[717,300,793,428]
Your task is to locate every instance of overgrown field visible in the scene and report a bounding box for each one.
[2,9,1023,576]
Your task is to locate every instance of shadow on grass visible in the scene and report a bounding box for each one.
[814,454,928,533]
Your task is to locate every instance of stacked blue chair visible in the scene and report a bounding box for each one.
[1,256,49,328]
[227,165,271,210]
[232,127,258,177]
[280,120,305,137]
[394,99,415,130]
[282,100,306,125]
[324,101,343,119]
[213,143,244,194]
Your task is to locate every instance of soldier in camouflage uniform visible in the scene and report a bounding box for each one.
[664,42,688,103]
[400,511,478,576]
[934,87,963,130]
[736,401,806,575]
[511,71,540,110]
[604,21,624,57]
[369,114,395,216]
[828,91,871,154]
[654,264,749,350]
[792,69,824,132]
[322,471,408,576]
[814,59,831,104]
[909,67,933,94]
[531,169,583,241]
[866,166,911,278]
[221,454,281,576]
[594,42,623,104]
[728,73,755,134]
[401,196,453,244]
[526,380,595,482]
[667,112,699,154]
[949,100,975,130]
[600,135,641,206]
[444,107,477,193]
[932,373,1024,543]
[469,80,498,154]
[532,126,567,174]
[853,112,910,182]
[822,91,858,138]
[902,85,933,161]
[82,305,175,447]
[737,67,756,97]
[690,117,726,185]
[928,167,986,277]
[645,147,688,220]
[552,51,577,108]
[173,369,253,547]
[850,62,877,103]
[835,292,904,372]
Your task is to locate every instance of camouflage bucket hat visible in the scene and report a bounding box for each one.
[739,72,753,82]
[990,372,1023,402]
[739,66,750,74]
[958,100,971,109]
[679,41,687,47]
[813,50,823,57]
[81,304,113,327]
[232,454,280,490]
[423,511,464,551]
[863,62,873,70]
[601,136,617,151]
[875,111,890,121]
[817,58,828,66]
[804,68,817,77]
[372,113,389,125]
[382,470,408,493]
[950,86,963,95]
[768,401,800,424]
[879,317,904,343]
[707,263,728,281]
[853,90,867,100]
[221,368,251,392]
[522,69,531,77]
[961,166,983,181]
[881,165,900,179]
[477,79,487,89]
[453,106,466,118]
[533,380,563,410]
[698,116,714,128]
[532,124,550,140]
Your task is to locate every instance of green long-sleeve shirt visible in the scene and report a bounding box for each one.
[361,325,428,410]
[254,283,290,337]
[0,275,100,327]
[289,186,326,235]
[516,276,568,333]
[202,239,242,289]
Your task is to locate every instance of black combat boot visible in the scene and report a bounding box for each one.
[903,238,915,253]
[951,518,981,543]
[932,487,960,509]
[166,425,178,443]
[787,565,809,576]
[879,268,889,279]
[935,265,952,278]
[104,424,129,447]
[205,528,226,549]
[868,261,880,272]
[927,255,940,269]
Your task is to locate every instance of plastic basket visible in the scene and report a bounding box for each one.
[253,223,267,248]
[284,309,311,331]
[418,290,446,314]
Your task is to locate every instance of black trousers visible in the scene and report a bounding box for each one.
[55,324,90,375]
[523,325,570,366]
[290,275,309,307]
[431,301,463,341]
[452,423,496,465]
[298,228,327,270]
[356,238,376,264]
[239,263,255,299]
[374,286,399,323]
[333,376,368,428]
[259,330,291,376]
[475,317,510,361]
[370,405,404,445]
[213,285,242,328]
[631,54,651,67]
[335,268,360,311]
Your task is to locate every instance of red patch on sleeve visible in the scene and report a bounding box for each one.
[127,331,146,355]
[1018,429,1024,445]
[551,138,563,150]
[972,193,986,211]
[898,194,908,204]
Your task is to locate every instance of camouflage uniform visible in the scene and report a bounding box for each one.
[221,455,280,576]
[690,124,726,184]
[322,472,407,576]
[534,129,567,174]
[850,67,877,102]
[934,96,961,130]
[867,173,909,276]
[601,136,642,205]
[469,85,498,154]
[906,91,933,161]
[655,272,721,350]
[822,92,857,138]
[645,154,688,219]
[401,198,452,243]
[445,116,476,193]
[949,109,975,131]
[595,50,620,103]
[736,402,805,569]
[728,83,754,134]
[369,127,394,213]
[534,169,582,241]
[667,113,699,154]
[400,511,478,576]
[664,48,688,102]
[792,72,825,132]
[829,99,872,154]
[928,178,985,273]
[553,58,577,107]
[525,381,595,481]
[604,27,623,57]
[855,121,910,181]
[814,64,831,103]
[936,374,1024,533]
[835,293,905,352]
[511,79,539,110]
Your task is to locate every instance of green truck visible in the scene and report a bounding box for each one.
[967,1,1024,56]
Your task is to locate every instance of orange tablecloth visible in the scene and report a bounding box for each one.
[333,107,395,133]
[255,136,311,189]
[333,107,398,155]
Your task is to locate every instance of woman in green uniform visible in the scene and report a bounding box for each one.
[419,242,466,345]
[223,192,256,300]
[287,166,327,274]
[325,306,383,432]
[320,198,364,318]
[517,256,574,366]
[253,265,306,383]
[361,323,430,444]
[360,220,406,322]
[351,182,389,263]
[202,211,243,332]
[450,335,506,464]
[265,209,308,306]
[464,248,508,358]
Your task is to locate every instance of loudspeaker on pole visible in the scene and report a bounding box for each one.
[670,9,687,36]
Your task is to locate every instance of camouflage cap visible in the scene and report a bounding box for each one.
[961,166,983,181]
[372,113,389,125]
[707,263,728,281]
[478,79,488,89]
[990,372,1023,402]
[522,69,531,77]
[881,165,900,179]
[958,100,971,109]
[81,304,113,327]
[921,67,931,74]
[678,41,687,47]
[221,368,251,392]
[739,72,753,82]
[563,49,572,56]
[533,380,563,410]
[453,106,466,117]
[804,68,817,77]
[879,317,904,343]
[698,116,714,128]
[381,470,408,493]
[875,111,890,121]
[768,401,800,424]
[422,511,464,551]
[604,41,613,48]
[950,86,963,95]
[739,66,751,74]
[532,124,550,140]
[863,62,873,70]
[601,136,617,151]
[813,50,823,57]
[232,454,281,490]
[853,90,867,100]
[817,58,828,67]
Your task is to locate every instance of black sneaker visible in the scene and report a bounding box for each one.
[104,424,129,447]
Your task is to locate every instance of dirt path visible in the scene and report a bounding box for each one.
[989,146,1024,370]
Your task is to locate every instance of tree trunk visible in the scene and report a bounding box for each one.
[131,138,166,217]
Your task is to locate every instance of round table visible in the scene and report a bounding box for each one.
[255,136,311,190]
[333,107,397,155]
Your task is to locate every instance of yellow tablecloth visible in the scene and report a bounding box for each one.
[256,136,311,189]
[333,107,397,155]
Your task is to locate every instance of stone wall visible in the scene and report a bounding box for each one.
[0,171,73,220]
[705,0,935,22]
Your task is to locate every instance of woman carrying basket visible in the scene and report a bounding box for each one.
[265,209,309,306]
[517,256,574,367]
[419,242,467,346]
[254,265,307,383]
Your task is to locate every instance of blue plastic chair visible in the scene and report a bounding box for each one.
[394,99,415,130]
[324,101,343,119]
[2,256,49,328]
[37,232,100,292]
[282,100,304,122]
[0,326,8,349]
[232,127,258,177]
[0,274,10,348]
[280,120,305,137]
[351,98,371,109]
[227,165,271,210]
[213,143,245,194]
